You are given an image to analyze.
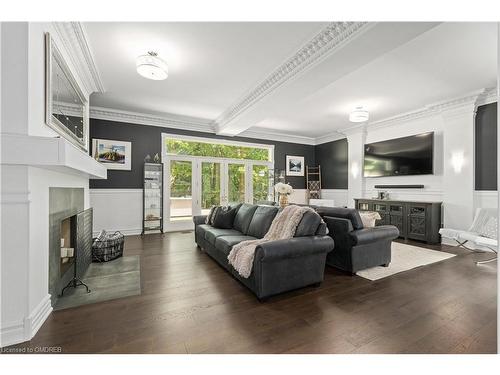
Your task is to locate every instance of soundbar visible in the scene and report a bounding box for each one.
[374,184,424,189]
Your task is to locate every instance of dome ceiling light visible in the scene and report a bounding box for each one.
[136,51,168,81]
[349,107,369,123]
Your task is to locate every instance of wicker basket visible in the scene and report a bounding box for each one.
[92,231,125,262]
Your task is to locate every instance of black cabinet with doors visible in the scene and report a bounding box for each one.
[355,198,442,244]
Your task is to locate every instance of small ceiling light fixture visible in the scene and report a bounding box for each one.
[136,51,168,81]
[349,107,369,123]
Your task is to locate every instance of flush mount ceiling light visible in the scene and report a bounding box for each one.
[136,51,168,81]
[349,107,369,123]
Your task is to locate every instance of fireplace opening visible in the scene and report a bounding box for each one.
[59,215,76,279]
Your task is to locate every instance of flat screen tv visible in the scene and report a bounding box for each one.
[363,132,434,177]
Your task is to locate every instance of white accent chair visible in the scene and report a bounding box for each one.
[439,208,498,264]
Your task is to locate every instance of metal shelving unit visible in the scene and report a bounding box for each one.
[142,163,164,235]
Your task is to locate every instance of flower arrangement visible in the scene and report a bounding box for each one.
[274,182,293,207]
[274,182,293,195]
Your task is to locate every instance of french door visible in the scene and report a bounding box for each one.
[165,157,272,230]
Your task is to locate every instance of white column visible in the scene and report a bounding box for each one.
[0,22,33,347]
[345,126,366,208]
[441,101,477,231]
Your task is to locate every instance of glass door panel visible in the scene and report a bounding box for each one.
[201,162,221,214]
[252,165,270,204]
[228,163,245,205]
[169,160,192,221]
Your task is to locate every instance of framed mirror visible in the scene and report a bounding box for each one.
[45,33,88,151]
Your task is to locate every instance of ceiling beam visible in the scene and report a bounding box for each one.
[215,22,440,137]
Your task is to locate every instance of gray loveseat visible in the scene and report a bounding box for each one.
[193,203,334,300]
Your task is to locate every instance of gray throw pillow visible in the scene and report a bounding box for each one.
[212,206,238,229]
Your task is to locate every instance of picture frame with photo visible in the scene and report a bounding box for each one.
[92,139,132,170]
[286,155,304,176]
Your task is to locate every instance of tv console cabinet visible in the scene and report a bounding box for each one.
[354,198,442,244]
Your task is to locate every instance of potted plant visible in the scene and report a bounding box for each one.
[275,182,293,208]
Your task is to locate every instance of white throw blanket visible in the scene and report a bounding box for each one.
[227,205,316,278]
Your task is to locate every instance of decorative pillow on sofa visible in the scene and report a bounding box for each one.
[213,206,239,229]
[358,211,382,228]
[205,206,217,224]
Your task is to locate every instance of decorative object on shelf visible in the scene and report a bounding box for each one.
[377,191,389,200]
[136,51,168,80]
[142,163,164,235]
[269,169,286,202]
[153,153,160,163]
[45,33,88,151]
[144,154,152,162]
[275,182,293,208]
[286,155,305,176]
[92,139,132,170]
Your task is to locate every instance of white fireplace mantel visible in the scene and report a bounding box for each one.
[0,133,107,179]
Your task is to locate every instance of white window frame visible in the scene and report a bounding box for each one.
[161,133,275,231]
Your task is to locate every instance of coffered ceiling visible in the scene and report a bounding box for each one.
[83,21,498,143]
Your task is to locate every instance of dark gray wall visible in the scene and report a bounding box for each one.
[314,138,348,189]
[89,119,315,189]
[475,102,497,190]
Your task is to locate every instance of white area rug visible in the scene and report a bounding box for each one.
[356,242,456,281]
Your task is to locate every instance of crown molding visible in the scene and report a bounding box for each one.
[89,106,317,144]
[52,22,105,94]
[215,22,370,133]
[239,128,316,145]
[88,88,497,146]
[89,106,215,134]
[314,131,347,145]
[476,87,498,106]
[358,88,494,132]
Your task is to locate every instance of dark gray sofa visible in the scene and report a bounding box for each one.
[193,203,334,300]
[316,207,399,274]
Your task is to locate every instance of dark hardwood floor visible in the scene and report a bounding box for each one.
[7,232,497,354]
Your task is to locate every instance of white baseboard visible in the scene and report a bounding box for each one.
[0,294,52,348]
[0,320,25,348]
[93,228,142,236]
[28,295,53,339]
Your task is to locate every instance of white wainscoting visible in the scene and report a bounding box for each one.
[321,189,349,207]
[288,189,308,204]
[474,190,498,210]
[363,188,444,203]
[90,189,498,238]
[91,188,311,235]
[90,189,143,235]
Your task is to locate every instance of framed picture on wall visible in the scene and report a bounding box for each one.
[286,155,305,176]
[92,139,132,170]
